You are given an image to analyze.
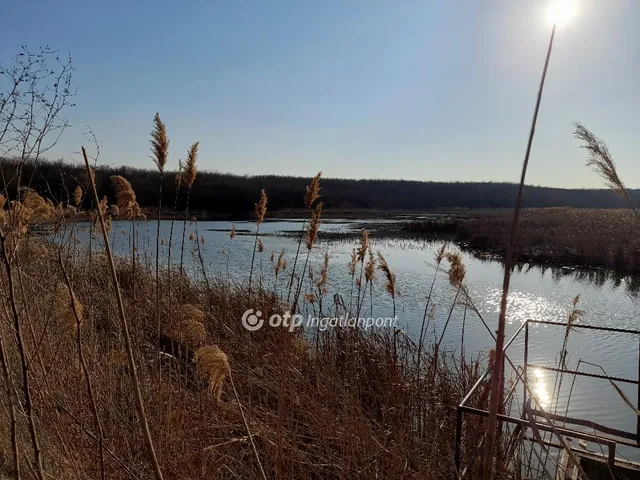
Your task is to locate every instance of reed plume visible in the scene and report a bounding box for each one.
[364,247,376,316]
[195,345,230,401]
[275,249,286,277]
[254,189,267,225]
[377,251,396,316]
[364,248,375,284]
[110,175,140,219]
[185,142,199,188]
[151,113,169,173]
[93,196,112,234]
[574,122,639,221]
[73,185,83,207]
[304,171,322,209]
[20,188,55,226]
[355,229,369,316]
[111,175,142,300]
[356,229,369,262]
[288,172,322,302]
[174,319,206,348]
[348,249,357,276]
[182,304,205,324]
[445,252,466,287]
[305,202,322,250]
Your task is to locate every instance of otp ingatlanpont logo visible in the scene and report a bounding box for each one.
[241,309,264,331]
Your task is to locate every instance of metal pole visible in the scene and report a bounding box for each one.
[482,23,557,480]
[637,338,640,443]
[524,321,529,409]
[455,406,463,480]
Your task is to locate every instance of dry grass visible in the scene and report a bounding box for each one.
[0,235,488,479]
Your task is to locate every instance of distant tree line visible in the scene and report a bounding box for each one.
[1,157,638,218]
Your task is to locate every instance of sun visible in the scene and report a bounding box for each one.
[546,0,577,26]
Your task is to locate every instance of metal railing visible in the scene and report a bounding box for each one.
[454,319,640,478]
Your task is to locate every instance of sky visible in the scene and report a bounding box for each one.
[2,0,639,188]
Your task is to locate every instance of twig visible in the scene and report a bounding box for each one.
[81,146,164,480]
[228,370,268,480]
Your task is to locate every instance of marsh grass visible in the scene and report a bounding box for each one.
[407,207,640,274]
[0,156,497,479]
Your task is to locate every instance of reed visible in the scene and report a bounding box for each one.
[248,189,267,297]
[83,147,164,480]
[151,113,169,364]
[575,122,640,222]
[178,142,199,303]
[287,172,321,302]
[291,200,321,312]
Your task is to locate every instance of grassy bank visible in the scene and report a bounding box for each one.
[405,208,640,275]
[0,206,492,479]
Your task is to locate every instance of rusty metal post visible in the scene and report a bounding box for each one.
[455,406,463,480]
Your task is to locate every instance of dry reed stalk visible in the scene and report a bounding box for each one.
[274,248,285,294]
[347,248,357,314]
[166,159,183,308]
[292,201,322,313]
[0,234,45,480]
[484,24,557,479]
[81,146,164,480]
[228,370,268,480]
[227,224,236,280]
[0,328,20,479]
[287,172,321,302]
[364,247,376,317]
[415,244,446,439]
[314,251,329,315]
[111,174,142,302]
[248,189,267,297]
[58,252,105,480]
[354,229,369,318]
[151,113,169,387]
[179,143,199,303]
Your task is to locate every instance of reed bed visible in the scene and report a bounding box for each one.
[405,207,640,274]
[0,231,490,479]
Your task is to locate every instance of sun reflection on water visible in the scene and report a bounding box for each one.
[532,368,551,409]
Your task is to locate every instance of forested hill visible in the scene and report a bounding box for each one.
[2,158,638,217]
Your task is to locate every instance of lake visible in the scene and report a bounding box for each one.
[69,217,640,462]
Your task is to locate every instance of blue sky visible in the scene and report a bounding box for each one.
[2,1,638,187]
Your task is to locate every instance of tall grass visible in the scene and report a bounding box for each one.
[151,113,169,361]
[0,152,499,479]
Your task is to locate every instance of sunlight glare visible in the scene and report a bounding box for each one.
[533,368,551,409]
[546,0,577,26]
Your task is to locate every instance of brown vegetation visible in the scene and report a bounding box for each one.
[405,208,640,274]
[0,232,490,479]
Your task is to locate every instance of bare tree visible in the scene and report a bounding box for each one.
[0,46,75,202]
